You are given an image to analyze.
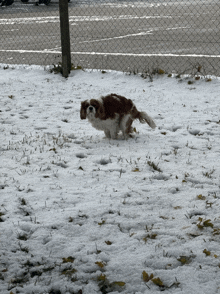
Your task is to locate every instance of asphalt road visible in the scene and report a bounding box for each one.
[1,0,220,74]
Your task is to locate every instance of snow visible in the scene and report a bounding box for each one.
[0,64,220,294]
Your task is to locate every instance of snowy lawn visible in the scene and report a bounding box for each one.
[0,65,220,294]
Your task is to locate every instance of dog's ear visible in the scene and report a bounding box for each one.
[80,101,88,119]
[96,101,105,119]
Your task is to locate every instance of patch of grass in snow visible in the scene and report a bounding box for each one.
[177,255,195,265]
[50,62,83,75]
[97,273,126,294]
[197,217,214,230]
[143,233,157,243]
[142,271,180,290]
[147,160,162,172]
[62,256,75,263]
[202,168,215,178]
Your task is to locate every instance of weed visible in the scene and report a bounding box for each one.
[50,63,82,75]
[61,268,77,276]
[147,161,162,172]
[142,271,154,282]
[152,277,164,288]
[97,274,125,294]
[197,217,214,229]
[177,255,195,265]
[98,220,106,226]
[95,261,106,268]
[143,233,157,243]
[17,233,28,241]
[62,256,75,263]
[50,63,63,74]
[132,167,140,172]
[202,169,215,178]
[20,198,27,205]
[197,194,206,200]
[30,270,42,278]
[203,249,211,256]
[105,241,112,245]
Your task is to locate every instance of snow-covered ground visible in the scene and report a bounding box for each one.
[0,65,220,294]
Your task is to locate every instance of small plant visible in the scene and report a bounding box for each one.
[202,169,215,178]
[17,233,28,241]
[98,220,106,226]
[147,161,162,172]
[142,271,154,282]
[68,217,73,222]
[61,268,77,276]
[50,63,82,75]
[143,233,157,243]
[95,261,106,268]
[50,63,63,74]
[203,249,211,256]
[157,69,165,75]
[97,274,125,293]
[62,256,75,263]
[197,194,206,200]
[152,277,164,288]
[105,241,112,245]
[177,255,195,265]
[197,217,214,229]
[20,198,27,205]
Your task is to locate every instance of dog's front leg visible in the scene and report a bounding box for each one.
[110,128,118,140]
[104,130,111,138]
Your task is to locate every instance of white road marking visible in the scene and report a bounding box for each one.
[0,49,219,58]
[0,15,171,25]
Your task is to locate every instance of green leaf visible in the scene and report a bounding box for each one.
[152,277,164,286]
[203,249,211,256]
[95,261,105,268]
[197,194,206,200]
[177,256,192,265]
[97,274,106,281]
[203,220,213,228]
[142,271,154,282]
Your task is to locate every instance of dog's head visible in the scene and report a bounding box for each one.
[80,99,104,120]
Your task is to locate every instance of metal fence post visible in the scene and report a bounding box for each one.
[59,0,71,78]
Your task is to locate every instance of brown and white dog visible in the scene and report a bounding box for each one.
[80,93,156,139]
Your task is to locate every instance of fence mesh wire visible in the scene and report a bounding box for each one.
[1,0,220,75]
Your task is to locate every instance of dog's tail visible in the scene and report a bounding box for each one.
[137,111,156,129]
[130,104,156,129]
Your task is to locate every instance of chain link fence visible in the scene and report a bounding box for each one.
[1,0,220,76]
